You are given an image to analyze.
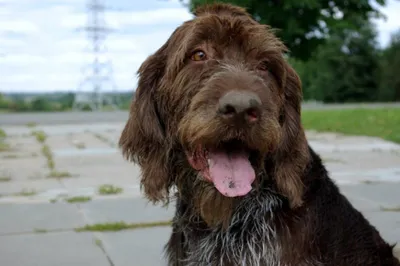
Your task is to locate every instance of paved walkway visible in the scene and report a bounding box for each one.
[0,122,400,265]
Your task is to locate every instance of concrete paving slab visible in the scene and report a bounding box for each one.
[0,202,86,234]
[340,183,400,244]
[60,175,140,193]
[53,152,132,169]
[0,231,110,266]
[321,151,400,172]
[3,135,42,155]
[45,134,78,150]
[340,183,400,207]
[1,157,48,181]
[0,178,64,196]
[100,227,171,266]
[362,211,400,244]
[81,197,175,225]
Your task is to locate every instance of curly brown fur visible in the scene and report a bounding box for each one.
[119,3,400,266]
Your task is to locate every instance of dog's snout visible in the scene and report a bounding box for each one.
[217,91,261,124]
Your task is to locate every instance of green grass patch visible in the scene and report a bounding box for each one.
[0,141,11,152]
[65,196,92,203]
[41,144,55,169]
[301,108,400,143]
[47,170,73,179]
[75,220,172,232]
[31,130,47,143]
[380,205,400,212]
[33,228,48,234]
[14,189,37,197]
[26,122,37,128]
[98,184,123,195]
[94,238,103,247]
[0,128,6,138]
[0,176,11,182]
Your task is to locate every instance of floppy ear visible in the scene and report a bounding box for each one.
[274,61,310,208]
[119,43,172,204]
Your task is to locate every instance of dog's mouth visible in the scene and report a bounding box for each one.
[186,139,258,197]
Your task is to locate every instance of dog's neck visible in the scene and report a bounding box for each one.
[177,188,285,266]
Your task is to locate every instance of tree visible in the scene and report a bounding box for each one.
[31,97,54,111]
[184,0,387,61]
[296,19,381,103]
[378,29,400,101]
[59,93,75,110]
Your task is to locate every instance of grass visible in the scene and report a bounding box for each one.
[98,184,123,195]
[47,170,73,179]
[0,128,6,138]
[75,142,86,149]
[94,238,103,247]
[41,144,55,170]
[0,141,11,152]
[0,176,11,182]
[380,206,400,212]
[75,220,172,232]
[33,228,48,234]
[26,122,37,128]
[14,189,37,197]
[31,130,47,143]
[301,107,400,144]
[65,196,92,203]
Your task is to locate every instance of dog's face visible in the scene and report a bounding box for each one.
[120,4,308,209]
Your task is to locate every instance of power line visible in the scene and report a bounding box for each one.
[72,0,120,111]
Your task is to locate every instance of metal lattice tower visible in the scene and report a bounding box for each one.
[73,0,119,111]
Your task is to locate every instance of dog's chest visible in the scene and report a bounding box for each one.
[181,195,283,266]
[182,224,281,266]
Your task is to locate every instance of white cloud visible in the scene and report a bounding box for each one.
[0,20,39,33]
[0,0,190,92]
[374,0,400,47]
[1,54,47,64]
[61,8,193,29]
[1,0,399,92]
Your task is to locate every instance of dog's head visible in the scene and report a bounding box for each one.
[119,3,309,212]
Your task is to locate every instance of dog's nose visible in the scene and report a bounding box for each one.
[217,91,261,124]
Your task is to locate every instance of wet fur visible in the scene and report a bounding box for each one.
[119,3,400,266]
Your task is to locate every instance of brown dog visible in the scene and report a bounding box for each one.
[119,3,400,266]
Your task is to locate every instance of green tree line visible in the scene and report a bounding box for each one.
[0,92,133,112]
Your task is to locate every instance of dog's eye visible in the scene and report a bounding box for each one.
[191,50,207,61]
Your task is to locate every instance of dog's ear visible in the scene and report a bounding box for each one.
[274,61,310,208]
[119,43,172,204]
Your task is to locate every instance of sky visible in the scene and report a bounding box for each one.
[0,0,399,93]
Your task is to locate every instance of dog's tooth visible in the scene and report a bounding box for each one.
[207,159,211,165]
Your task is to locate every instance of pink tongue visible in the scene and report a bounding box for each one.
[208,150,255,197]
